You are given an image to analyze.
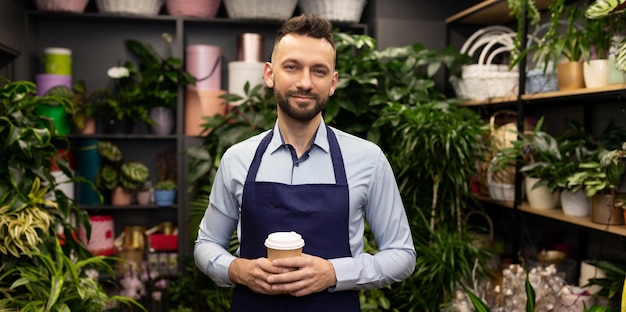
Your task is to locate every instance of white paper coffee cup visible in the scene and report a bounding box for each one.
[264,231,305,261]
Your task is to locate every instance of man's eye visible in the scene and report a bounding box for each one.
[285,65,297,71]
[313,68,327,76]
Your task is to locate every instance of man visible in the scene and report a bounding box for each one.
[194,14,416,311]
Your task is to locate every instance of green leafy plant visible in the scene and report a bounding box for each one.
[583,257,626,309]
[154,179,176,190]
[584,14,623,60]
[566,143,626,199]
[95,141,150,192]
[45,80,98,132]
[586,0,626,69]
[0,76,144,311]
[0,239,143,311]
[532,0,589,73]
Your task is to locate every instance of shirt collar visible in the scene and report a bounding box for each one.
[268,117,330,154]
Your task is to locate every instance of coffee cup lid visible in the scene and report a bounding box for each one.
[264,231,305,250]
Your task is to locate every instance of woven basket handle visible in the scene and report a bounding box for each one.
[489,109,518,135]
[477,33,516,66]
[460,25,515,54]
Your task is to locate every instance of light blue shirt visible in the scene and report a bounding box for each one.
[194,118,416,291]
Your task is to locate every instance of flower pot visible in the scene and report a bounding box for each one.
[111,186,133,206]
[560,190,591,217]
[525,177,560,210]
[154,189,176,206]
[136,189,152,205]
[557,61,585,91]
[583,59,610,89]
[77,116,96,135]
[590,194,624,225]
[149,106,175,135]
[35,103,71,135]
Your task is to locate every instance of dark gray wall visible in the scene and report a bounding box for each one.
[0,0,29,79]
[367,0,479,50]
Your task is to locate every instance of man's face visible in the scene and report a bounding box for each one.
[264,34,338,122]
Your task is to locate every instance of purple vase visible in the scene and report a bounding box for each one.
[149,106,175,135]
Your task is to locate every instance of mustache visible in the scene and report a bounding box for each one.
[286,90,320,99]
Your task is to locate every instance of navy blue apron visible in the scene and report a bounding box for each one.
[231,126,360,312]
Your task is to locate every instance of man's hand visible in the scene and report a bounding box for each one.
[228,257,284,294]
[266,254,337,297]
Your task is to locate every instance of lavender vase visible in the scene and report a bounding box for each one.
[149,106,175,135]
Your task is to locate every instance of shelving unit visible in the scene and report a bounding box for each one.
[475,194,626,236]
[445,0,554,25]
[458,83,626,107]
[26,9,368,274]
[447,1,626,265]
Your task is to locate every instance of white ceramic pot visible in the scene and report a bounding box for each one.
[525,176,559,209]
[583,59,610,88]
[560,190,591,217]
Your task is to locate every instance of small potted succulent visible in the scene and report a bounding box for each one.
[153,179,176,206]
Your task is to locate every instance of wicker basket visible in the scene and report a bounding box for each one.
[487,157,515,201]
[34,0,89,12]
[224,0,297,20]
[298,0,367,23]
[525,68,558,94]
[96,0,164,15]
[490,110,519,151]
[450,26,519,101]
[166,0,221,18]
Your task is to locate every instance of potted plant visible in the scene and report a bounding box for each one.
[492,117,563,209]
[0,76,143,311]
[566,143,626,225]
[111,34,196,135]
[532,0,589,90]
[582,13,623,88]
[46,80,103,134]
[154,180,176,206]
[586,0,626,72]
[95,140,150,205]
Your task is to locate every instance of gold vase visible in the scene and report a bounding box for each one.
[557,61,585,91]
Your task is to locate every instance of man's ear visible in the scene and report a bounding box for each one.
[263,62,274,88]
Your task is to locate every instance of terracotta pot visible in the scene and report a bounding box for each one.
[77,116,96,135]
[590,194,624,225]
[111,186,133,206]
[557,61,585,91]
[136,189,152,205]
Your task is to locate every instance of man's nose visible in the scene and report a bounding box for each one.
[296,70,313,90]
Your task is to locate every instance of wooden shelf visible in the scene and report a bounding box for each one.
[475,194,626,237]
[457,83,626,107]
[445,0,555,25]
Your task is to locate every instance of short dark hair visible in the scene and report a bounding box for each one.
[275,14,335,50]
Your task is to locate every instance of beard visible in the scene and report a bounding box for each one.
[275,89,327,122]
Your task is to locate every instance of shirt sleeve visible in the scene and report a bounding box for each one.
[194,155,240,287]
[330,151,416,291]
